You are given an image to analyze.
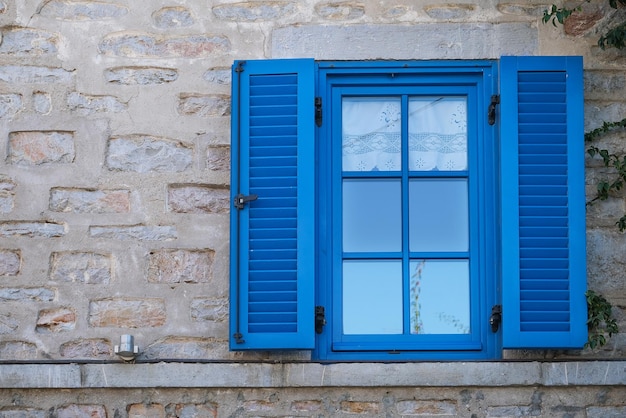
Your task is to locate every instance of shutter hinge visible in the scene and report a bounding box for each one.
[315,97,323,127]
[233,332,245,344]
[315,306,326,334]
[488,94,500,126]
[234,193,258,210]
[489,304,502,333]
[234,61,245,73]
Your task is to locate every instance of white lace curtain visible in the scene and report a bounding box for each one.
[342,97,467,171]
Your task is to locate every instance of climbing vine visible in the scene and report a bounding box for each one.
[585,290,619,349]
[543,0,626,49]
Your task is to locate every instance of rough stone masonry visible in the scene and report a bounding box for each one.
[0,0,625,416]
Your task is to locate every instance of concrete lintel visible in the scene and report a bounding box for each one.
[271,23,538,60]
[0,364,82,388]
[1,361,624,389]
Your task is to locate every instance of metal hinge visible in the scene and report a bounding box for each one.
[233,193,258,210]
[315,97,323,127]
[315,306,326,334]
[489,304,502,333]
[488,94,500,126]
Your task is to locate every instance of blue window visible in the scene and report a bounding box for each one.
[230,57,587,361]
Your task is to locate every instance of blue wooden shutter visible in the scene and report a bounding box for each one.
[500,56,587,348]
[230,59,315,349]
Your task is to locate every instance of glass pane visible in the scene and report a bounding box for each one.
[409,179,468,252]
[342,97,401,171]
[343,260,403,334]
[410,260,470,334]
[343,180,401,252]
[408,97,467,171]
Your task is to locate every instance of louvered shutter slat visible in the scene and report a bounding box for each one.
[501,56,587,349]
[230,59,315,350]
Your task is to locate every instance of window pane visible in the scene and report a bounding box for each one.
[343,260,403,334]
[343,179,401,252]
[409,179,468,252]
[410,260,470,334]
[409,97,467,171]
[343,97,401,171]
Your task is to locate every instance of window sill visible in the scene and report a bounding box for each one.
[1,360,624,389]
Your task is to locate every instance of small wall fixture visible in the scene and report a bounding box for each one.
[114,334,139,361]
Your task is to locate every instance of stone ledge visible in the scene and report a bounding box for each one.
[1,361,624,389]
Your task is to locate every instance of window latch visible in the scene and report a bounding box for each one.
[315,97,322,127]
[489,304,502,333]
[315,306,326,334]
[234,193,258,210]
[488,94,500,126]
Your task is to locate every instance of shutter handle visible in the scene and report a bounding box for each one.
[234,193,258,210]
[490,305,502,333]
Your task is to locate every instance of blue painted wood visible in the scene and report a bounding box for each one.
[501,56,587,349]
[230,59,315,349]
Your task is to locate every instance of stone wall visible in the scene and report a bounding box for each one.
[0,0,625,415]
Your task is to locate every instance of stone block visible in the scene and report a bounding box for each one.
[35,307,76,333]
[167,184,229,214]
[152,6,195,28]
[584,70,626,101]
[487,405,536,417]
[290,400,322,412]
[339,401,380,414]
[128,403,165,418]
[38,0,128,20]
[0,408,46,418]
[49,188,130,213]
[177,94,230,117]
[59,338,112,358]
[8,131,75,165]
[0,313,18,334]
[104,67,178,85]
[33,91,51,114]
[106,135,192,173]
[0,27,58,55]
[55,405,107,418]
[564,8,603,36]
[0,249,20,275]
[396,399,457,415]
[67,92,127,115]
[88,298,166,328]
[0,341,38,359]
[424,4,475,20]
[99,33,230,58]
[0,221,66,238]
[497,4,547,17]
[89,225,177,241]
[243,400,275,412]
[586,229,626,294]
[0,287,55,302]
[0,65,74,83]
[203,67,230,84]
[141,337,224,359]
[315,2,365,20]
[587,406,626,418]
[213,1,297,21]
[190,298,228,322]
[49,251,112,284]
[0,93,22,118]
[165,403,218,418]
[206,145,230,171]
[0,176,16,214]
[147,249,215,284]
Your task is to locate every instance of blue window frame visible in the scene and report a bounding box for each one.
[229,57,587,361]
